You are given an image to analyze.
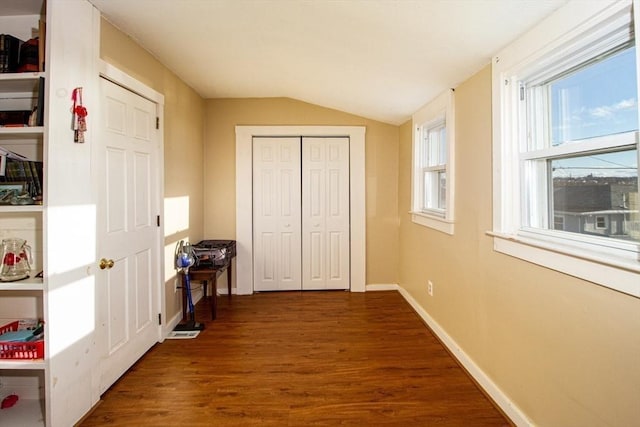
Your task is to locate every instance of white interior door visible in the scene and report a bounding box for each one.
[96,78,160,393]
[302,137,350,290]
[253,137,302,291]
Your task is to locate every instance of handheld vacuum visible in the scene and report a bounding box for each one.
[174,240,204,331]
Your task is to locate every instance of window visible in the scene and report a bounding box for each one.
[492,0,639,296]
[411,89,455,234]
[419,118,447,214]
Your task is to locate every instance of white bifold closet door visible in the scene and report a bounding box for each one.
[253,136,350,291]
[301,137,350,290]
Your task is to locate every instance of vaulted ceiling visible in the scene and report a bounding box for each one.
[89,0,568,125]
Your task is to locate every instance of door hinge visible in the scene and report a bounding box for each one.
[156,117,160,129]
[520,85,525,101]
[158,313,162,325]
[157,215,160,227]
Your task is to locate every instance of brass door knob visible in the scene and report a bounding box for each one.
[99,258,115,269]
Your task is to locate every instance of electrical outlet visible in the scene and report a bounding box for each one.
[427,280,434,296]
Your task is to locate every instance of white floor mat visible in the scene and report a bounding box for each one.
[166,330,200,339]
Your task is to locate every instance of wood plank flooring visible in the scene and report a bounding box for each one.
[79,291,511,426]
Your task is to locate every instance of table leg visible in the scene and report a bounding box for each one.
[227,261,233,299]
[211,274,217,320]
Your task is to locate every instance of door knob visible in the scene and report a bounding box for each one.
[99,258,115,269]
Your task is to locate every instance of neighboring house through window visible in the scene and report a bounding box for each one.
[492,0,640,297]
[411,89,455,234]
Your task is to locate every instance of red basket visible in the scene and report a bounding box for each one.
[0,321,44,360]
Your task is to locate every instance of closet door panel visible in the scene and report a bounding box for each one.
[253,137,302,291]
[302,137,350,290]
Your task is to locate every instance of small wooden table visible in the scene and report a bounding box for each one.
[181,260,233,321]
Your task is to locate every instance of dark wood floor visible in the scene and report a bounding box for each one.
[79,291,510,426]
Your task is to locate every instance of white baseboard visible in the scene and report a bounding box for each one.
[396,286,531,426]
[163,310,183,339]
[366,283,400,291]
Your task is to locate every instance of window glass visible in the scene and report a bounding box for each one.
[550,149,639,242]
[554,215,565,230]
[423,173,431,209]
[419,119,447,212]
[550,46,638,145]
[438,171,447,208]
[423,122,446,167]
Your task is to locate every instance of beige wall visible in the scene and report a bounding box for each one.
[399,65,640,426]
[204,98,399,285]
[100,19,206,323]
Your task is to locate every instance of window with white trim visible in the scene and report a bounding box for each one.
[492,0,640,297]
[411,89,455,234]
[419,118,447,214]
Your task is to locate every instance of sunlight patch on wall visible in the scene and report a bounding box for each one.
[164,196,190,237]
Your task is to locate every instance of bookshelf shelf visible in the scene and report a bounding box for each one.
[0,126,44,136]
[0,73,42,96]
[0,72,45,81]
[0,359,46,370]
[0,276,43,291]
[0,205,43,213]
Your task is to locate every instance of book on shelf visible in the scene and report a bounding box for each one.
[39,19,46,72]
[0,147,28,159]
[0,111,32,126]
[0,149,42,198]
[37,76,44,126]
[17,38,39,73]
[0,34,23,73]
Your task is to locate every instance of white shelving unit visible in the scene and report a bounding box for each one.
[0,1,47,426]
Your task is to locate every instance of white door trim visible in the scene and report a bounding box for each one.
[98,60,166,340]
[99,61,165,105]
[236,126,366,295]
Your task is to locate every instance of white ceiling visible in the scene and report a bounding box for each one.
[89,0,568,125]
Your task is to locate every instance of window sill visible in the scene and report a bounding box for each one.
[410,211,454,235]
[487,231,640,298]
